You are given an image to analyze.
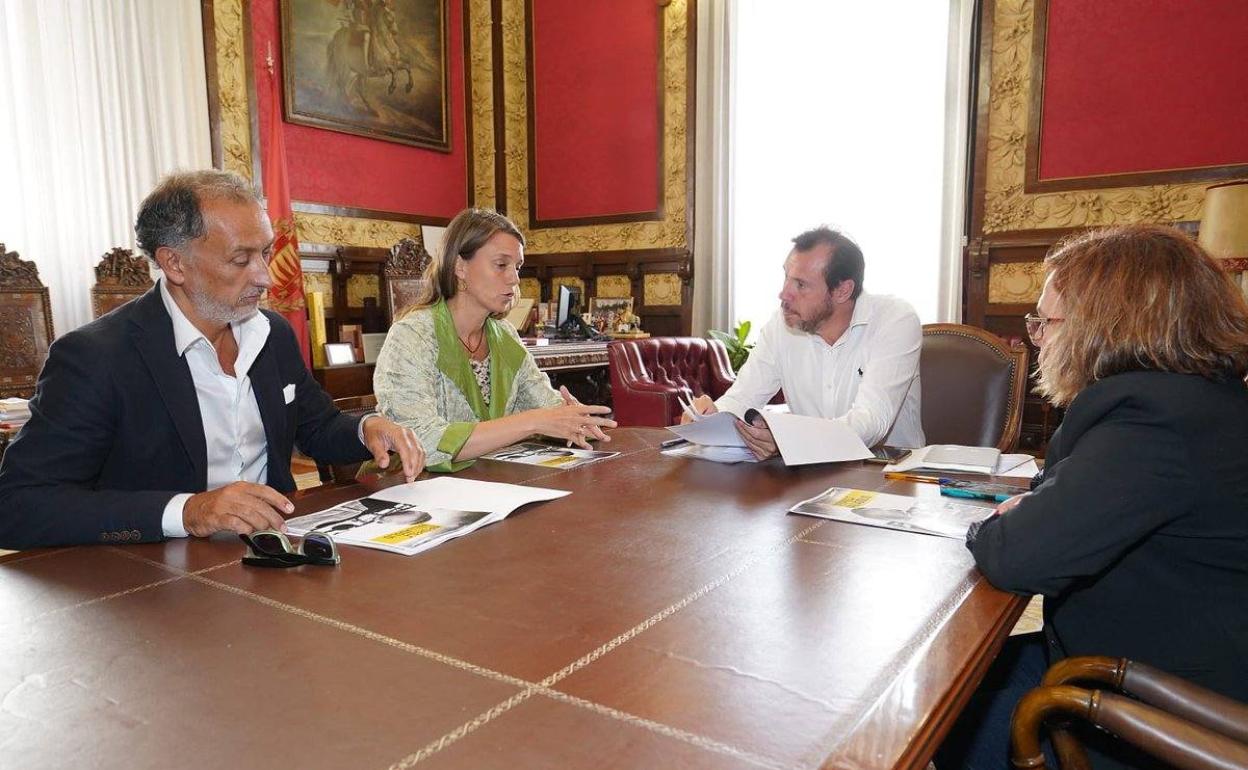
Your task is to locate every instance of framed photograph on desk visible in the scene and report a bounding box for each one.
[324,342,356,366]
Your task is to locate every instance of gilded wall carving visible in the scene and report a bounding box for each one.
[346,274,380,308]
[987,262,1045,304]
[552,277,585,299]
[595,275,632,298]
[644,273,682,306]
[519,277,541,300]
[213,0,434,247]
[983,0,1207,232]
[302,273,334,306]
[468,0,496,208]
[501,0,689,252]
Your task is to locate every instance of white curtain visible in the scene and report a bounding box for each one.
[691,0,736,337]
[728,0,973,330]
[0,0,211,335]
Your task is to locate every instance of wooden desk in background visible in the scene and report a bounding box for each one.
[313,340,612,405]
[1,428,1023,769]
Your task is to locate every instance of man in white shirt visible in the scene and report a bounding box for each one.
[0,170,424,549]
[689,226,923,459]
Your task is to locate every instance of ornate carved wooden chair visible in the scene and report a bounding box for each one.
[91,247,153,318]
[384,237,433,322]
[1011,656,1248,769]
[0,244,55,399]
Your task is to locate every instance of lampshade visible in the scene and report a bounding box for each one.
[1198,180,1248,261]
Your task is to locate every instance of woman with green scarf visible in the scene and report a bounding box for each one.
[373,208,616,472]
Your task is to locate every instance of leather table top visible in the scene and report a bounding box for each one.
[1,427,1024,770]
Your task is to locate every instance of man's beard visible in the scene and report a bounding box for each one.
[784,296,837,334]
[188,284,263,325]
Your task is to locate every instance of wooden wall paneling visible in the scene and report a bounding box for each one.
[520,248,692,337]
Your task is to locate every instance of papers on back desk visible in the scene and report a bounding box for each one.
[666,410,873,466]
[285,477,569,556]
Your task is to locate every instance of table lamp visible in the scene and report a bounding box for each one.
[1198,180,1248,295]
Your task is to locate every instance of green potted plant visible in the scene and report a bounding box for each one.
[708,321,754,373]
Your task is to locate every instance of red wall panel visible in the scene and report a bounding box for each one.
[529,0,660,222]
[251,0,467,219]
[1038,0,1248,181]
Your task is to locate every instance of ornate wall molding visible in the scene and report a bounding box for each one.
[983,0,1208,233]
[987,262,1045,304]
[500,0,690,251]
[468,0,497,208]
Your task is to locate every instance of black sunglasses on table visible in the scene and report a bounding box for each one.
[239,530,340,568]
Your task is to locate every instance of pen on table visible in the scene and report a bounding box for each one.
[883,472,947,484]
[939,487,1013,503]
[660,437,689,449]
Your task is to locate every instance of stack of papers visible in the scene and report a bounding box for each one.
[0,397,30,429]
[285,477,568,556]
[884,444,1038,478]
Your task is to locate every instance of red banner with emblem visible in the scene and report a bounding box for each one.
[263,54,311,370]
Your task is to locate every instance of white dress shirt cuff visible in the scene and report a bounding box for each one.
[357,412,381,445]
[162,493,194,538]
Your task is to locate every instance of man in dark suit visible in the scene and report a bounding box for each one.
[0,170,423,549]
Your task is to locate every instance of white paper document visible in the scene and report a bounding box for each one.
[762,412,874,466]
[666,411,747,447]
[665,410,872,466]
[663,442,759,464]
[286,477,569,556]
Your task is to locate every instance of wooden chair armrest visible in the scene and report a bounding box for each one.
[1011,686,1248,770]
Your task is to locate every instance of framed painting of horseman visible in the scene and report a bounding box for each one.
[280,0,450,151]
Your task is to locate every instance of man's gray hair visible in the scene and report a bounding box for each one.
[134,170,261,261]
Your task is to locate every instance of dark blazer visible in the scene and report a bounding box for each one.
[971,371,1248,706]
[0,285,370,549]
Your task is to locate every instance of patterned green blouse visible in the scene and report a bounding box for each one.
[373,299,562,472]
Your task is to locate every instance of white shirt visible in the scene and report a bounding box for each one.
[715,293,925,449]
[159,279,272,537]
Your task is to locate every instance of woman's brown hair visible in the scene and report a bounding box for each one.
[403,208,525,318]
[1036,224,1248,406]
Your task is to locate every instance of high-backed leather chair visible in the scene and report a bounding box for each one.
[0,243,55,399]
[920,324,1028,452]
[608,337,736,427]
[91,247,153,318]
[1011,656,1248,770]
[317,394,378,484]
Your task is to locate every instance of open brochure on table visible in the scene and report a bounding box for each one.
[285,477,569,556]
[481,441,619,469]
[789,486,994,539]
[883,444,1038,478]
[666,409,872,466]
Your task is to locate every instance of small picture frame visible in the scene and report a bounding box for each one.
[324,342,356,366]
[588,297,635,331]
[361,332,387,364]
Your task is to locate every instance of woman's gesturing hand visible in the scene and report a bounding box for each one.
[531,387,616,449]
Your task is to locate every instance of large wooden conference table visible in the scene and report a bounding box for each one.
[1,428,1025,770]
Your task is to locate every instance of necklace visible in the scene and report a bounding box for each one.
[459,328,485,355]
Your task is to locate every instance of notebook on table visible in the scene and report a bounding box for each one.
[883,444,1020,476]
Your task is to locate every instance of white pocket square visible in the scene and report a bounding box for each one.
[282,384,296,404]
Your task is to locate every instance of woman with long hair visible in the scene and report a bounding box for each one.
[939,224,1248,769]
[373,208,615,471]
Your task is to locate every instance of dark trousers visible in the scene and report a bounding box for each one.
[935,632,1050,770]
